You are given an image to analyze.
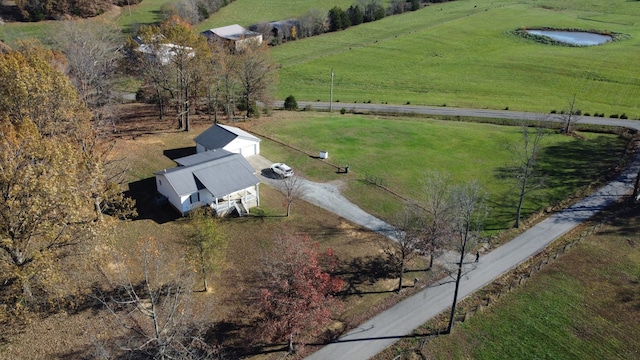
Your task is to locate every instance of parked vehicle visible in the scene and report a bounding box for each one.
[270,163,293,178]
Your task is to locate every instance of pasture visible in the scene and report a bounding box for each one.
[196,0,366,31]
[248,112,628,230]
[272,0,640,117]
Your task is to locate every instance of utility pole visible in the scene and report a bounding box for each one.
[329,69,334,112]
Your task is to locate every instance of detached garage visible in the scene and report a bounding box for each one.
[194,124,260,157]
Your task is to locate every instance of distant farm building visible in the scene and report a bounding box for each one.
[249,19,300,44]
[201,24,263,51]
[133,35,194,65]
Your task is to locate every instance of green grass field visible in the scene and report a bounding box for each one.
[378,204,640,359]
[195,0,365,31]
[272,0,640,117]
[2,0,638,116]
[250,112,627,230]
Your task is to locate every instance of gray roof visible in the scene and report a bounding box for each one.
[193,124,260,151]
[202,24,262,41]
[155,151,259,197]
[174,148,234,167]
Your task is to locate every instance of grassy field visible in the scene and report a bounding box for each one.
[247,112,628,230]
[272,0,640,117]
[377,202,640,359]
[2,0,638,116]
[195,0,366,31]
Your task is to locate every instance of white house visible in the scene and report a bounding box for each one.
[133,35,194,66]
[201,24,263,51]
[194,123,261,157]
[154,149,260,216]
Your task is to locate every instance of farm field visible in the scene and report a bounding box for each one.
[195,0,369,31]
[272,0,640,117]
[1,1,638,116]
[247,112,628,230]
[377,202,640,360]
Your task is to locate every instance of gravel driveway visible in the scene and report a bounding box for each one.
[246,154,397,239]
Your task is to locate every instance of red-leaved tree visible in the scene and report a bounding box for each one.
[256,234,344,354]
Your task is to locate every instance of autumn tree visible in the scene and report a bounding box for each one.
[0,42,131,312]
[162,17,211,131]
[447,181,487,334]
[14,0,113,20]
[187,208,227,292]
[256,234,343,353]
[505,122,547,228]
[129,17,211,130]
[236,42,278,118]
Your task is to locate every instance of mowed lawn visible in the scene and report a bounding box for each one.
[272,0,640,117]
[248,112,628,230]
[378,203,640,359]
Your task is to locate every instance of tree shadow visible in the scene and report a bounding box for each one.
[307,328,448,349]
[491,134,625,229]
[334,254,397,297]
[596,201,640,237]
[535,134,624,195]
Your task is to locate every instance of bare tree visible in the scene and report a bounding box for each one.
[418,171,454,271]
[277,175,305,217]
[390,205,422,293]
[97,239,216,359]
[506,122,547,228]
[52,20,123,109]
[447,181,487,334]
[236,42,278,118]
[208,40,240,121]
[298,9,328,38]
[560,93,581,134]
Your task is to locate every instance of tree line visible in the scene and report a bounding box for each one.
[127,16,277,126]
[13,0,144,21]
[250,0,457,45]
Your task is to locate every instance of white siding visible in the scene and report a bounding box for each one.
[223,138,259,156]
[156,174,183,214]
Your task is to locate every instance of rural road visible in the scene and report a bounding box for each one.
[256,103,640,360]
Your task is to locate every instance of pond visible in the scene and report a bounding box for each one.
[525,30,612,46]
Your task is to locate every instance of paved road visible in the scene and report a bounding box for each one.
[259,104,640,359]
